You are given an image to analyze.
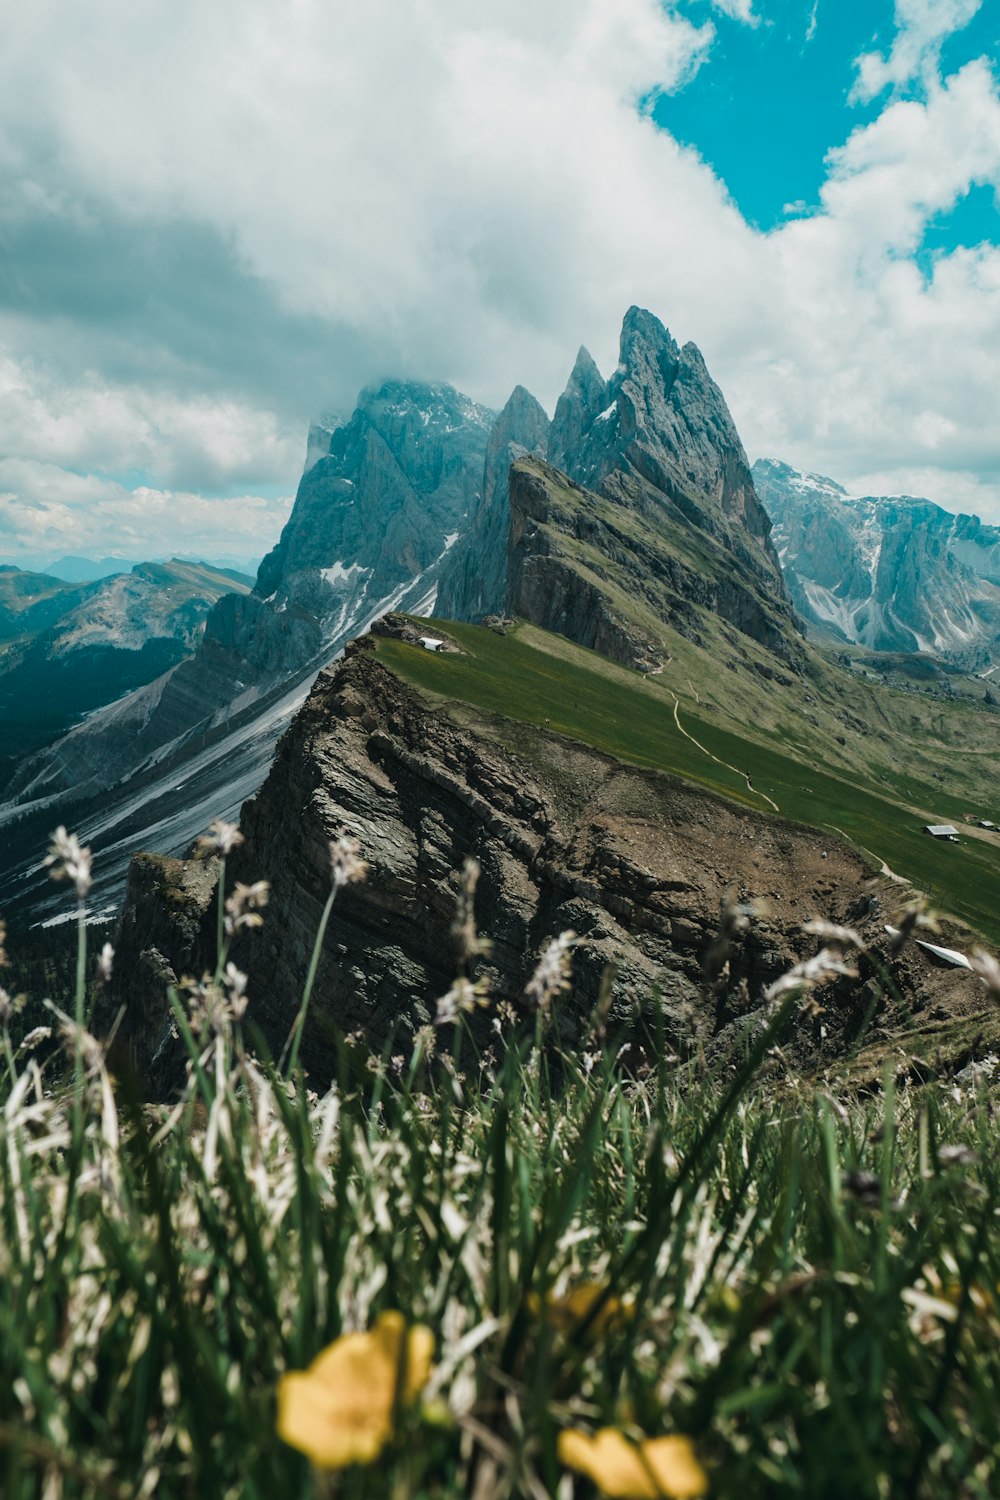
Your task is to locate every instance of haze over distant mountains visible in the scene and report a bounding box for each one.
[3,553,265,583]
[755,459,1000,671]
[0,560,253,774]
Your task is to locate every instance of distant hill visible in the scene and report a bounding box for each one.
[0,559,253,777]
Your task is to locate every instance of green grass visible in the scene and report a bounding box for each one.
[375,621,1000,943]
[2,869,1000,1498]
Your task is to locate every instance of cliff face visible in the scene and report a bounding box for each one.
[506,456,802,673]
[438,307,796,665]
[436,384,550,621]
[111,625,915,1092]
[0,382,497,919]
[756,458,1000,667]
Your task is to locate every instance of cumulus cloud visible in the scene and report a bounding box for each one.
[0,0,999,559]
[851,0,983,103]
[0,457,292,561]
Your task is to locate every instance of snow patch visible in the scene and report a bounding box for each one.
[321,560,370,588]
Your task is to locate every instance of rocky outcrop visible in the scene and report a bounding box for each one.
[436,308,798,667]
[111,635,934,1093]
[437,385,550,621]
[506,456,802,671]
[756,458,1000,668]
[556,308,783,583]
[100,850,219,1093]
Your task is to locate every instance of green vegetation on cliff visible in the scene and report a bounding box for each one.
[375,619,1000,943]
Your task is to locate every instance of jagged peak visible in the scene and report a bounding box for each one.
[356,377,496,429]
[562,345,606,398]
[618,306,680,364]
[500,384,550,422]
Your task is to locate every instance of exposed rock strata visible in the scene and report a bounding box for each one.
[507,457,801,672]
[109,636,962,1095]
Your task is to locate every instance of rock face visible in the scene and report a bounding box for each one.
[756,459,1000,667]
[110,628,915,1092]
[439,307,793,664]
[437,385,550,620]
[0,308,813,926]
[505,455,802,672]
[0,382,496,917]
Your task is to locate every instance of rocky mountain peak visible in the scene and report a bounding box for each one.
[613,305,682,408]
[548,346,609,472]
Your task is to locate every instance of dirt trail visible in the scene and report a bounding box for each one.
[670,693,780,813]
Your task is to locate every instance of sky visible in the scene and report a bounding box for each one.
[1,0,999,566]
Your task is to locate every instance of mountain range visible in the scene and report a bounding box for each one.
[755,459,1000,670]
[2,306,999,1092]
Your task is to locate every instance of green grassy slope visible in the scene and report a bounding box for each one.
[376,620,1000,944]
[509,458,998,820]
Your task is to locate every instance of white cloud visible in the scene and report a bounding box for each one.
[0,0,998,557]
[0,355,301,490]
[709,0,759,25]
[852,0,983,103]
[0,457,293,561]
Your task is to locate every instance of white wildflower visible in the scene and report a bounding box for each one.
[224,879,270,936]
[802,920,866,951]
[96,942,115,985]
[451,856,491,961]
[435,976,490,1027]
[18,1025,53,1053]
[223,963,249,1020]
[970,948,1000,996]
[764,947,859,1004]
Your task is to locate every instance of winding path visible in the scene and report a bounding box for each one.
[669,692,781,812]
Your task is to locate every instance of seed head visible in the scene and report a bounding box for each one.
[451,857,491,962]
[95,942,114,985]
[525,930,579,1014]
[223,962,249,1019]
[196,818,244,858]
[328,831,367,890]
[970,948,1000,996]
[435,975,490,1027]
[45,826,93,899]
[764,947,859,1004]
[803,919,866,951]
[224,879,270,936]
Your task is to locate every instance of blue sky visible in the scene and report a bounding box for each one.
[664,1,998,238]
[0,0,999,561]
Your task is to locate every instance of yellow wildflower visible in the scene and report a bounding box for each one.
[558,1426,707,1499]
[277,1311,434,1469]
[529,1281,633,1339]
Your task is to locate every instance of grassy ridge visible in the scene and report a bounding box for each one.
[375,621,1000,943]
